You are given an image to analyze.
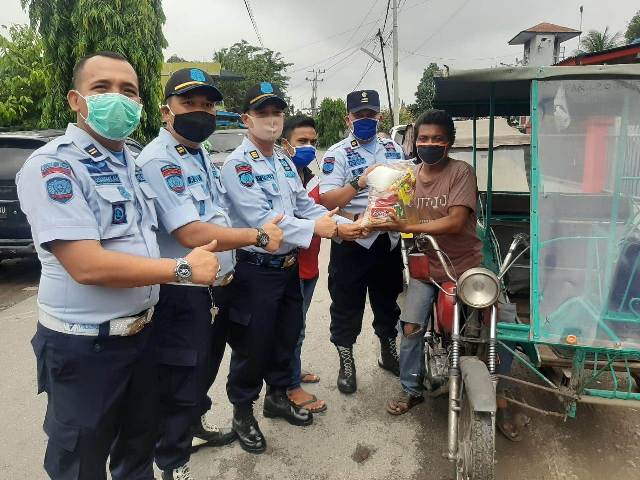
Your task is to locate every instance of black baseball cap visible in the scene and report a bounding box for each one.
[243,82,288,112]
[347,90,380,113]
[164,68,223,102]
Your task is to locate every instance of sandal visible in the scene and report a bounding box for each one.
[496,406,524,442]
[386,390,424,415]
[287,388,327,413]
[301,371,320,383]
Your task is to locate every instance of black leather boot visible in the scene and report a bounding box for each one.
[263,387,313,426]
[336,345,357,394]
[378,336,400,376]
[232,404,266,454]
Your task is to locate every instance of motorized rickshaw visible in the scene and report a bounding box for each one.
[406,64,640,479]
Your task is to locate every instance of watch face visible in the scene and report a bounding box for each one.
[258,233,270,248]
[177,263,191,278]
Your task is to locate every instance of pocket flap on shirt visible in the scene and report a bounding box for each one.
[95,185,133,203]
[138,182,158,199]
[188,185,209,202]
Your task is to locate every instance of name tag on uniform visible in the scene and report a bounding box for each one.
[385,152,401,159]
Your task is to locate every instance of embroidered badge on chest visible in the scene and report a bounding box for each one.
[135,166,146,183]
[322,157,335,174]
[46,177,73,203]
[235,162,255,187]
[112,203,127,224]
[117,186,132,200]
[279,158,296,178]
[161,163,185,194]
[79,158,114,175]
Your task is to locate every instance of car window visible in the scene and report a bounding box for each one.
[207,132,246,153]
[0,138,46,181]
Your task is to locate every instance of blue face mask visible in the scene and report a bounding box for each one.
[291,145,316,168]
[351,117,378,142]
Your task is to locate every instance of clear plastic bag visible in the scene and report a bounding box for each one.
[362,161,416,226]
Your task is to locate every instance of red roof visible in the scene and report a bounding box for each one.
[556,43,640,66]
[523,22,580,34]
[509,22,581,45]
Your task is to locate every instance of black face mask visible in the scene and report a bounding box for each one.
[171,110,217,143]
[417,145,447,165]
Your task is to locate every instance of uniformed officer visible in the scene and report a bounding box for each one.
[220,82,360,454]
[136,69,284,479]
[319,89,405,394]
[16,52,220,480]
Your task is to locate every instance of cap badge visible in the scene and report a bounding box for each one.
[260,82,274,94]
[362,91,368,98]
[190,69,206,82]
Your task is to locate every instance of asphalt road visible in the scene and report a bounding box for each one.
[1,248,639,479]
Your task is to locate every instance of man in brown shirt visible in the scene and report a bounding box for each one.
[370,109,483,413]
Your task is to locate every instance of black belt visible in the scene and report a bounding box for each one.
[236,249,298,269]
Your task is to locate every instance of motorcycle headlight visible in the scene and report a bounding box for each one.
[457,267,500,309]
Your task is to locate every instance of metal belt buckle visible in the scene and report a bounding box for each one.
[220,272,234,286]
[283,255,296,268]
[125,309,152,336]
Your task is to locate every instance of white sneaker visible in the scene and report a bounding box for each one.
[162,463,194,480]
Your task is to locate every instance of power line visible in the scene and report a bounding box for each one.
[243,0,264,47]
[401,0,470,60]
[382,0,391,33]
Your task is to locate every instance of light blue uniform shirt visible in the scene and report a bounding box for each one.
[220,136,348,255]
[320,134,404,249]
[135,128,234,285]
[16,123,160,324]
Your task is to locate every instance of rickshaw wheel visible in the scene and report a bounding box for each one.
[455,382,496,480]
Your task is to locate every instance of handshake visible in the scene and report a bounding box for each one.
[313,207,368,241]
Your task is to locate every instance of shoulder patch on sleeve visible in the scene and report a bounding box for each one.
[322,157,336,174]
[161,163,186,194]
[249,150,260,160]
[235,162,255,187]
[175,145,188,156]
[46,177,73,203]
[40,160,72,178]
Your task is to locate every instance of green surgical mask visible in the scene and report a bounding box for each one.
[76,92,142,140]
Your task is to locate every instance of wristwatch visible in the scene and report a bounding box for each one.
[350,176,363,191]
[174,258,193,283]
[255,227,270,248]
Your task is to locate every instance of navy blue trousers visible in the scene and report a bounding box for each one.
[226,261,303,406]
[32,322,157,480]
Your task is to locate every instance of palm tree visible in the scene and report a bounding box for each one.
[576,26,623,54]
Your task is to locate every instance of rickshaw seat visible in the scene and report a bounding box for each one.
[608,237,640,314]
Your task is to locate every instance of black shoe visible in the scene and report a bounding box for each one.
[191,414,237,452]
[161,463,195,480]
[232,405,266,454]
[263,388,313,426]
[336,345,357,394]
[378,336,400,376]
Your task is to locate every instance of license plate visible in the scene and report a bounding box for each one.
[0,206,6,219]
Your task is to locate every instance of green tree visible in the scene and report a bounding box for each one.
[408,63,440,118]
[625,10,640,43]
[577,26,622,53]
[213,40,292,113]
[378,105,414,134]
[316,98,347,148]
[22,0,167,142]
[166,54,187,63]
[0,24,47,129]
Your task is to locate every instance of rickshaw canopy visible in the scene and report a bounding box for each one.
[433,65,640,117]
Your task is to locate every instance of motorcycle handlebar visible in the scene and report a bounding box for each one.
[415,234,457,283]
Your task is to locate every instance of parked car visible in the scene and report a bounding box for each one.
[204,128,247,166]
[0,130,143,261]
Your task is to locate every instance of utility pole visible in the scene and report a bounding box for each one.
[305,69,325,117]
[578,5,584,51]
[377,29,393,123]
[392,0,400,126]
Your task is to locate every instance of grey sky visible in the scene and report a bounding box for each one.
[2,0,638,112]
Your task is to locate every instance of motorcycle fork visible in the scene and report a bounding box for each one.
[447,300,461,461]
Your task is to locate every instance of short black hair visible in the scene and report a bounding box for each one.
[283,115,316,141]
[413,109,456,145]
[72,51,131,88]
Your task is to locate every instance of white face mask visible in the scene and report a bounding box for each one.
[245,114,284,143]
